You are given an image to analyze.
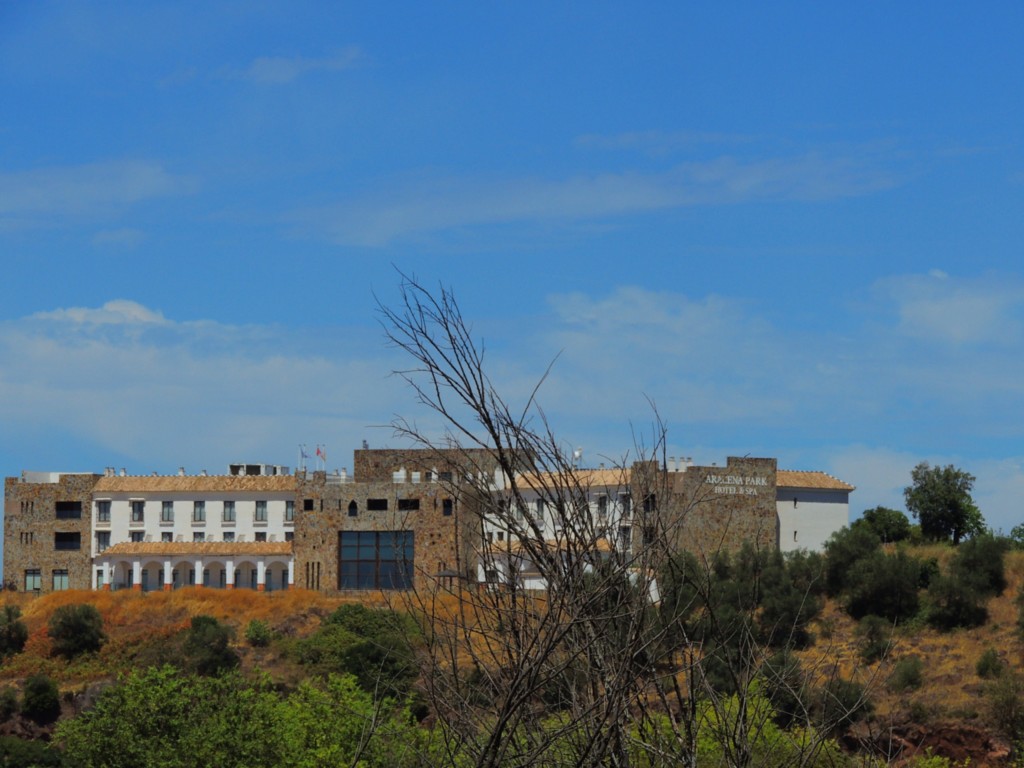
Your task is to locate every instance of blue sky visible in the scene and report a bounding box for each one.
[3,3,1024,533]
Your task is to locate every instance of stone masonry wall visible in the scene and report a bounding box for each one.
[3,474,99,591]
[667,457,778,559]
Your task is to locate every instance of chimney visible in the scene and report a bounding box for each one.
[178,467,186,476]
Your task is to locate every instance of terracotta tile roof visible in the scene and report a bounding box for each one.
[93,475,297,493]
[514,467,631,490]
[99,541,292,557]
[777,470,854,492]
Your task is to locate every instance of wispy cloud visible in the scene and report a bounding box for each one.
[294,152,899,247]
[0,160,194,228]
[574,130,758,153]
[236,48,362,84]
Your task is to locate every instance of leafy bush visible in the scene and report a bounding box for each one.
[926,574,988,630]
[0,736,64,767]
[0,605,28,657]
[845,550,922,622]
[824,525,880,597]
[856,615,892,664]
[987,671,1024,741]
[21,674,60,724]
[245,619,271,648]
[0,687,19,721]
[48,603,105,658]
[853,506,911,543]
[976,647,1005,679]
[950,534,1009,596]
[889,656,924,692]
[183,615,238,676]
[816,677,872,735]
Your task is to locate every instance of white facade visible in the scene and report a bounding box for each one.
[776,470,854,553]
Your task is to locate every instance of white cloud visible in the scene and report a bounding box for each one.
[238,48,361,84]
[872,271,1024,345]
[0,160,194,227]
[32,299,167,326]
[292,152,898,247]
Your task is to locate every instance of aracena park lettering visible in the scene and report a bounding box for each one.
[704,473,769,496]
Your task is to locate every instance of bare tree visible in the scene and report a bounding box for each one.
[380,273,868,768]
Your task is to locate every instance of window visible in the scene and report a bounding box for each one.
[193,532,205,543]
[162,501,174,523]
[398,498,420,511]
[442,499,454,517]
[534,499,544,520]
[303,498,314,511]
[285,531,294,542]
[131,500,145,523]
[193,501,206,523]
[54,532,81,551]
[52,569,69,591]
[223,531,235,543]
[338,531,414,590]
[285,500,295,522]
[19,532,34,545]
[619,494,631,517]
[367,499,388,511]
[161,532,173,543]
[24,569,41,591]
[255,500,267,522]
[618,526,632,549]
[347,501,358,517]
[597,495,608,518]
[55,501,82,519]
[130,531,145,543]
[643,494,656,513]
[223,500,235,522]
[96,500,111,522]
[254,532,267,542]
[438,471,453,482]
[95,531,110,553]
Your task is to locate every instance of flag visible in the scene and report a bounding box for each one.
[300,445,310,459]
[316,445,325,461]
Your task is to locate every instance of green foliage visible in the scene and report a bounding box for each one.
[949,533,1009,596]
[245,619,272,648]
[0,604,29,657]
[759,651,809,729]
[856,615,892,663]
[56,665,431,768]
[889,656,924,692]
[21,674,60,725]
[904,461,984,544]
[48,603,105,658]
[823,525,880,597]
[816,677,872,735]
[183,615,238,675]
[926,573,988,630]
[0,736,65,767]
[986,671,1024,742]
[853,506,911,543]
[976,647,1005,679]
[294,605,418,698]
[0,686,19,721]
[844,549,922,622]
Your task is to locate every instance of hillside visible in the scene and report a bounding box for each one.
[1,547,1022,765]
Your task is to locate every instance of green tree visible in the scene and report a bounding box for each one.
[852,506,911,543]
[0,604,29,656]
[904,462,983,544]
[823,525,880,597]
[183,615,238,675]
[48,603,105,658]
[21,674,60,725]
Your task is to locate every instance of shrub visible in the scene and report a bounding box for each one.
[856,615,892,663]
[48,603,105,658]
[854,506,911,543]
[21,674,60,724]
[824,526,880,597]
[889,656,924,692]
[817,677,872,734]
[987,671,1024,741]
[950,534,1009,596]
[0,605,28,657]
[926,574,988,630]
[0,687,19,721]
[0,736,64,767]
[183,615,238,676]
[245,619,272,648]
[845,550,922,622]
[976,648,1005,679]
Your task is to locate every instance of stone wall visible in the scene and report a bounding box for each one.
[3,473,99,591]
[667,457,778,559]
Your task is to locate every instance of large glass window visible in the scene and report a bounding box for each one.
[52,569,69,591]
[223,500,235,523]
[193,501,206,523]
[96,500,111,522]
[54,532,81,551]
[55,501,82,519]
[338,531,414,590]
[285,500,295,522]
[95,531,111,553]
[24,569,41,591]
[255,500,267,522]
[162,501,174,523]
[130,500,145,523]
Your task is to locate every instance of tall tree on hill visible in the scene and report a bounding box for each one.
[380,273,866,768]
[904,462,984,544]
